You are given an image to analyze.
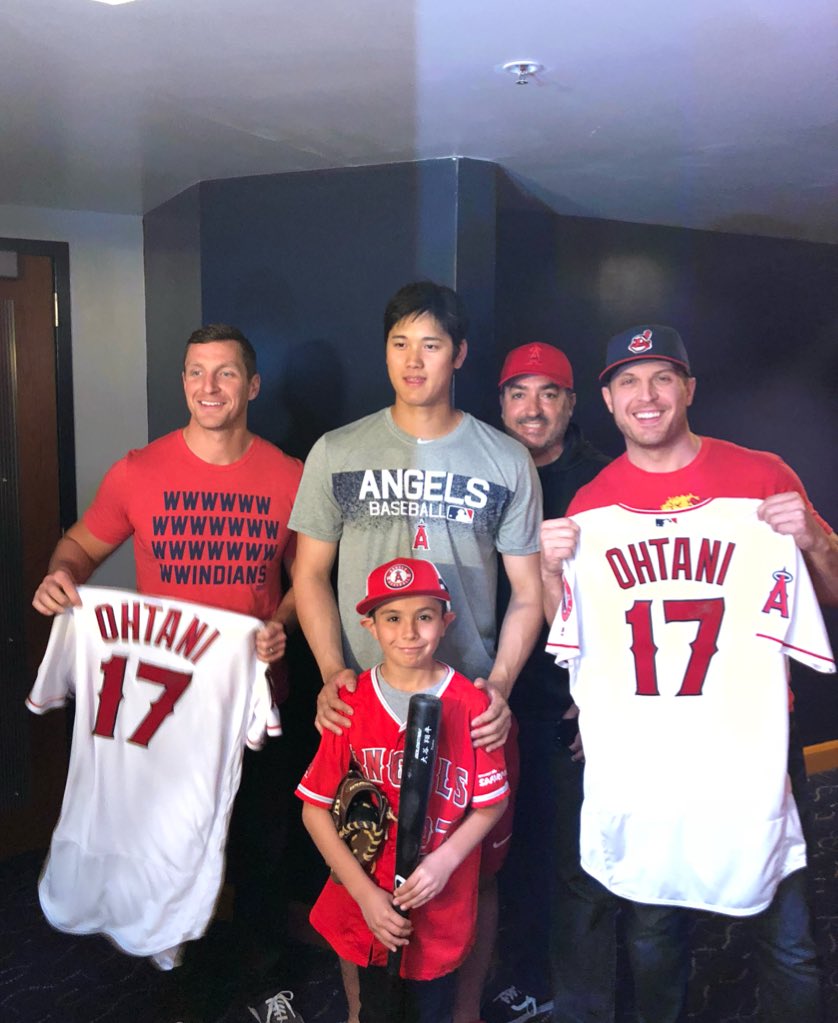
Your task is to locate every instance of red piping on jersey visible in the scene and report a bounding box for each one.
[756,633,836,668]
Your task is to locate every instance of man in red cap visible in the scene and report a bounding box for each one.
[496,343,612,1021]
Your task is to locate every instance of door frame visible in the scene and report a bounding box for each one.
[0,237,76,527]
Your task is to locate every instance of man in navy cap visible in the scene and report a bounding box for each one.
[541,324,838,1023]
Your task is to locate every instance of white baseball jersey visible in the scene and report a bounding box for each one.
[27,585,280,957]
[546,498,835,915]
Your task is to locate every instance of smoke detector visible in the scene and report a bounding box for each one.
[501,61,543,85]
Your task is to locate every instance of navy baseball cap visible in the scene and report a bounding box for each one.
[600,325,691,383]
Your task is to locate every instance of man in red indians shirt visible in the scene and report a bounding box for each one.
[33,324,301,642]
[541,324,838,1023]
[32,323,303,976]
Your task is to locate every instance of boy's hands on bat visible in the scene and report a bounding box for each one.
[392,845,457,911]
[358,885,413,952]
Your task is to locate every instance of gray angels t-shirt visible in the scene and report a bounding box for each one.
[289,409,542,680]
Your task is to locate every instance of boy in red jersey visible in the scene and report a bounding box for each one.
[297,557,509,1023]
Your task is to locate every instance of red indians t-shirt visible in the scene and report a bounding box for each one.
[569,437,832,535]
[84,431,302,620]
[296,666,509,981]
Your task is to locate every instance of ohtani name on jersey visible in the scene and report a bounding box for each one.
[353,746,470,809]
[358,470,490,509]
[606,536,736,590]
[94,600,221,664]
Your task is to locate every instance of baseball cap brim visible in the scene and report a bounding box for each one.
[599,352,691,383]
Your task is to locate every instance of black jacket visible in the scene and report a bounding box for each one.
[501,423,610,721]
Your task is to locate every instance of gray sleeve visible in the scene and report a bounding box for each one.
[287,434,344,542]
[495,450,543,556]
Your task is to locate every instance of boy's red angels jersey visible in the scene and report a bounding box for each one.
[546,498,835,916]
[26,585,280,958]
[296,665,509,980]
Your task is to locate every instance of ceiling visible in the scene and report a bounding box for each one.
[1,0,836,243]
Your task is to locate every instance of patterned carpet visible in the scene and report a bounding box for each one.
[1,770,836,1023]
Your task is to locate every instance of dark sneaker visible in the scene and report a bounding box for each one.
[245,988,304,1022]
[485,983,552,1022]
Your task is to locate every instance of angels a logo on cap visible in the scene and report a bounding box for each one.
[384,563,414,590]
[628,329,654,354]
[525,344,543,367]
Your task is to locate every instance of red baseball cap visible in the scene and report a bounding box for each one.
[356,558,451,616]
[498,343,574,390]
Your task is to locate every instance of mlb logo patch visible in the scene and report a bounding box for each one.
[447,507,475,524]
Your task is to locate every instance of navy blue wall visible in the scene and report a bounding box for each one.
[142,158,838,745]
[199,159,467,459]
[143,184,202,440]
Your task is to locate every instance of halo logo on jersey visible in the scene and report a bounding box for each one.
[412,521,430,550]
[383,563,414,591]
[762,568,792,618]
[628,329,654,354]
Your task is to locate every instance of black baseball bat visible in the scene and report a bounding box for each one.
[387,692,442,977]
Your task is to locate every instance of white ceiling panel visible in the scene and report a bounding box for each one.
[0,0,835,240]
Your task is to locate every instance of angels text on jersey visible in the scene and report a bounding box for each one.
[350,743,505,851]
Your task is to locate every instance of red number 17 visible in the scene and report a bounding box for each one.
[625,597,725,696]
[92,655,192,747]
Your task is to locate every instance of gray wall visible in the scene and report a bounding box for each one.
[0,203,147,589]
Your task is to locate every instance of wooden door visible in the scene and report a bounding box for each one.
[0,252,69,857]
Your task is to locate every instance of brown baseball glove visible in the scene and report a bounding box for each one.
[330,768,395,878]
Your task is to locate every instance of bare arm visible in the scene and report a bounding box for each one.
[32,522,119,615]
[302,802,412,952]
[758,493,838,606]
[294,533,357,733]
[393,798,508,912]
[471,551,542,751]
[254,540,298,664]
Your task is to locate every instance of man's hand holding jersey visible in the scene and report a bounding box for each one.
[540,517,580,622]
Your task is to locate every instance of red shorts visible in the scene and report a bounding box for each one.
[479,715,519,877]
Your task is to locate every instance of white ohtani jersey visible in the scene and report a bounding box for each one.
[27,585,280,958]
[546,498,835,916]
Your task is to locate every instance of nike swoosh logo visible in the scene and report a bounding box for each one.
[492,834,512,849]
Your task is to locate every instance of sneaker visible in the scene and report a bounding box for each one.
[485,983,552,1023]
[245,988,305,1022]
